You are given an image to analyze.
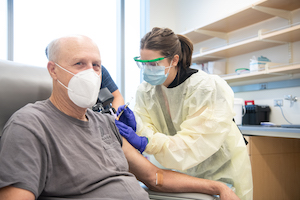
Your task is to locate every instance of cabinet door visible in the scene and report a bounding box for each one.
[248,136,300,200]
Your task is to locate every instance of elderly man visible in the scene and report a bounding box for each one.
[0,35,239,200]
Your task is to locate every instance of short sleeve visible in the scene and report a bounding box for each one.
[0,122,47,198]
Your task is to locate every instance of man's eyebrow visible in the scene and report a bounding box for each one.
[95,60,102,65]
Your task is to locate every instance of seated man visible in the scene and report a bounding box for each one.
[46,45,125,110]
[0,35,239,200]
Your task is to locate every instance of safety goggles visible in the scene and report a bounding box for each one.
[134,56,171,69]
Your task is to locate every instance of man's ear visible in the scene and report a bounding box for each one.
[47,61,57,80]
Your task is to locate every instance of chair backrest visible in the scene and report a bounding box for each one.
[0,59,52,135]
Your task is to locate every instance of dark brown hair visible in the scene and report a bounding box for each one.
[140,27,193,70]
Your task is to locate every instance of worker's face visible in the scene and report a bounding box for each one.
[140,49,178,87]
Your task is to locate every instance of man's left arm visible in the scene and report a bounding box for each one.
[122,138,240,200]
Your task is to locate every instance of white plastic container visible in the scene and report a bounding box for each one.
[233,98,245,125]
[207,61,226,75]
[249,60,268,72]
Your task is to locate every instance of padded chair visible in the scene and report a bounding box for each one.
[0,59,52,135]
[0,59,218,200]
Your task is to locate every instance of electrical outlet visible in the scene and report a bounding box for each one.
[259,83,267,90]
[274,99,283,107]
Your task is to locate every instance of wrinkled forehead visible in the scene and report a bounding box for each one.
[58,36,100,59]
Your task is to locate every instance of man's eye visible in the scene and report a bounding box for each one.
[93,64,101,69]
[76,62,82,65]
[93,64,101,71]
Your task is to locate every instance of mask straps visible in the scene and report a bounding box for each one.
[164,60,173,77]
[55,63,76,76]
[57,79,73,92]
[55,63,74,92]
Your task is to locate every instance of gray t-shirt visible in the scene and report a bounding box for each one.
[0,99,149,200]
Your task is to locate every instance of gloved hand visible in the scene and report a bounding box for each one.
[115,120,148,153]
[117,105,136,131]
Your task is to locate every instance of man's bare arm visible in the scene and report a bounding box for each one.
[122,138,240,200]
[0,186,35,200]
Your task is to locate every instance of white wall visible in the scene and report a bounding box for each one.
[149,0,177,31]
[234,87,300,125]
[148,0,300,125]
[149,0,262,33]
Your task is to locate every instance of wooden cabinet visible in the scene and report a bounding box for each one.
[181,0,300,85]
[246,136,300,200]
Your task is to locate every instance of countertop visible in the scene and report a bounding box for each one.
[238,125,300,139]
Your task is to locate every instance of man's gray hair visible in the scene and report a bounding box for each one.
[45,38,61,62]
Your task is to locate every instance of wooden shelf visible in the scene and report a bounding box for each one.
[264,24,300,42]
[183,0,300,44]
[222,64,300,84]
[184,0,300,86]
[192,24,300,63]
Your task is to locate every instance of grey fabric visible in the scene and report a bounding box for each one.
[0,99,149,200]
[0,59,52,135]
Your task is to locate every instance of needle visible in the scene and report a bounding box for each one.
[116,97,133,120]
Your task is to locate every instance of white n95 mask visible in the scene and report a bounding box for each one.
[55,63,101,108]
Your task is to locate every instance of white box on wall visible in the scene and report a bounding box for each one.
[207,61,226,75]
[191,61,226,75]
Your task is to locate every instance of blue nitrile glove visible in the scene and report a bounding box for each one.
[117,105,136,131]
[115,120,148,153]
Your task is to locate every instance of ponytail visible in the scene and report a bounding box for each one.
[177,34,193,69]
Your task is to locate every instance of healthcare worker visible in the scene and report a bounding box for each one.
[115,27,253,200]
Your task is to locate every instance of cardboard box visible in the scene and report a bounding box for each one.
[249,61,268,72]
[249,61,282,72]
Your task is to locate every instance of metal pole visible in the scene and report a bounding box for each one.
[139,0,150,83]
[116,0,125,97]
[7,0,13,61]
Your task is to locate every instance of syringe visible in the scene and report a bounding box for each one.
[116,97,133,120]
